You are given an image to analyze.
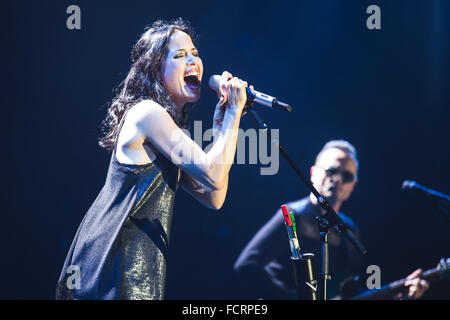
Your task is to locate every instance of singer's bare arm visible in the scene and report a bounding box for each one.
[122,76,246,209]
[179,74,250,209]
[177,73,249,209]
[181,173,229,210]
[179,79,244,210]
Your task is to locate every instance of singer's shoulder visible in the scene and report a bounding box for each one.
[123,100,174,132]
[127,99,167,119]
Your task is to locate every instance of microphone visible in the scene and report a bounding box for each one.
[208,75,292,113]
[402,180,450,202]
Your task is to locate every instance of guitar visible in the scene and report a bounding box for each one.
[351,258,450,300]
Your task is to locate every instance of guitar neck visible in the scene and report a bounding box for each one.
[353,266,442,300]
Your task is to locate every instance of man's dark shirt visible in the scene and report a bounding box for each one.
[233,197,362,299]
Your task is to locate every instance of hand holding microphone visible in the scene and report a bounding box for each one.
[212,71,250,128]
[209,74,292,113]
[216,71,249,110]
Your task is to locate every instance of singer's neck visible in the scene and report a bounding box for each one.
[309,194,342,216]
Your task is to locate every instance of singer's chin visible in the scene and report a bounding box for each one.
[186,87,201,101]
[189,94,201,103]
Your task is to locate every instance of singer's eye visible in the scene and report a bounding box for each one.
[192,50,199,57]
[173,52,185,58]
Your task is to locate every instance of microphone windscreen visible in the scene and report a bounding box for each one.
[208,75,221,92]
[402,180,416,190]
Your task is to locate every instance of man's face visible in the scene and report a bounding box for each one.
[310,148,358,205]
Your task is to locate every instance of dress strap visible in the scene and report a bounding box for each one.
[113,108,131,156]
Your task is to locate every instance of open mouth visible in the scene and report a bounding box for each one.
[184,75,201,88]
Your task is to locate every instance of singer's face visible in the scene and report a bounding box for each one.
[310,148,358,205]
[162,30,203,112]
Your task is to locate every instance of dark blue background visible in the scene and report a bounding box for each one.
[2,0,449,299]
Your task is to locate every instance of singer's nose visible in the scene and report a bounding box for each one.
[186,52,197,65]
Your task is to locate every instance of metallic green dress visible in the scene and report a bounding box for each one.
[56,145,181,299]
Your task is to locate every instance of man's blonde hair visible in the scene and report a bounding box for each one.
[315,140,359,170]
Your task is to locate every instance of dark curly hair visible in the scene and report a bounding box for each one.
[98,18,197,151]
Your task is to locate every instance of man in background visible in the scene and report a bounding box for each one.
[233,140,428,299]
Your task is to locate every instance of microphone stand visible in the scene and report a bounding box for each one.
[244,103,368,300]
[403,180,450,221]
[291,253,318,300]
[436,200,450,222]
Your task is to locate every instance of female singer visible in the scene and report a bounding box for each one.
[56,18,249,300]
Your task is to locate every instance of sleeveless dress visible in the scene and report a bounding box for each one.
[56,121,182,300]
